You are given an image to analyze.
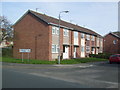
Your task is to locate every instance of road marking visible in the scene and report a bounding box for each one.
[77,64,94,68]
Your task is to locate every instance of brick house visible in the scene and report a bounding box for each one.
[13,10,103,61]
[103,32,120,54]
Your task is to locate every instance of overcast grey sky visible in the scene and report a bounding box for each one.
[1,1,118,36]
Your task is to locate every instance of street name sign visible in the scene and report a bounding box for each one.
[19,49,31,53]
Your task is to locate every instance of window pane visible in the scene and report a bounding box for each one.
[81,46,84,52]
[81,33,85,38]
[86,46,90,52]
[86,35,90,40]
[63,29,69,36]
[56,27,59,35]
[52,27,55,34]
[91,36,95,41]
[56,45,59,53]
[74,32,78,38]
[52,45,56,52]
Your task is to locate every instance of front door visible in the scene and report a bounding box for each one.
[74,47,77,58]
[63,46,69,59]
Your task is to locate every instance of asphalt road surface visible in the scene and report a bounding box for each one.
[2,61,120,88]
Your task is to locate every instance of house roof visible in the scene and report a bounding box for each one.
[110,32,120,39]
[14,10,102,38]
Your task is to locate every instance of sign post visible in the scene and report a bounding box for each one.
[19,49,31,62]
[28,52,30,62]
[22,53,24,62]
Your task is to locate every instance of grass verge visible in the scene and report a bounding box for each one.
[1,57,108,64]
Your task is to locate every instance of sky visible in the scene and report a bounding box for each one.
[1,1,118,36]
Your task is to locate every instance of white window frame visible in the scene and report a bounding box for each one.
[91,35,95,41]
[74,31,78,38]
[63,29,69,36]
[86,35,90,40]
[86,46,90,53]
[81,46,85,52]
[81,33,85,39]
[56,27,59,35]
[52,26,59,35]
[113,40,117,44]
[52,45,56,53]
[52,26,56,34]
[52,44,59,53]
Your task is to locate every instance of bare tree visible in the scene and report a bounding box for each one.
[0,16,13,44]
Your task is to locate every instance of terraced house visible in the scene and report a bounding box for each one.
[13,10,103,61]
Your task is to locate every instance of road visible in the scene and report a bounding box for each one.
[2,61,120,88]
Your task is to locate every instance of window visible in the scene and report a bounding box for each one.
[56,45,59,52]
[81,33,85,38]
[52,44,59,53]
[52,27,56,34]
[74,31,79,45]
[86,46,90,53]
[52,45,56,53]
[63,29,69,36]
[113,40,117,44]
[91,36,95,41]
[56,27,59,35]
[52,26,59,35]
[74,31,78,38]
[86,35,90,40]
[97,38,99,42]
[81,46,85,52]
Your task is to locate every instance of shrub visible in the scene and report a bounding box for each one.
[2,46,13,57]
[89,53,112,59]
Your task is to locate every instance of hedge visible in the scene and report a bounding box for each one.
[89,53,112,59]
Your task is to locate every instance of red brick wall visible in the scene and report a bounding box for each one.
[60,28,63,57]
[48,25,52,60]
[77,32,80,58]
[71,31,74,58]
[69,30,72,58]
[103,34,120,54]
[13,13,50,60]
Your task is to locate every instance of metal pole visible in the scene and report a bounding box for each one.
[22,53,23,62]
[58,13,61,64]
[28,53,30,62]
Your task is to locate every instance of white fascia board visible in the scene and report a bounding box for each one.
[13,10,30,26]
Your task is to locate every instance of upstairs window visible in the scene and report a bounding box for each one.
[91,36,95,41]
[113,40,117,44]
[86,35,90,40]
[56,27,59,35]
[52,26,59,35]
[63,29,69,36]
[52,26,56,34]
[81,33,85,38]
[74,31,78,38]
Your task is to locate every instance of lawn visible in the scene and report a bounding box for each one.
[1,57,108,64]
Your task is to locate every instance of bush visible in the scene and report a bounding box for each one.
[89,53,112,59]
[2,46,13,57]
